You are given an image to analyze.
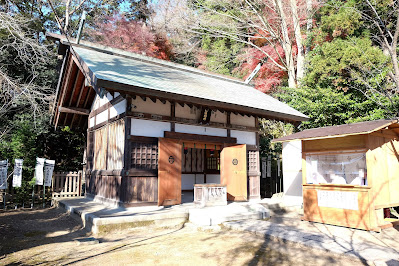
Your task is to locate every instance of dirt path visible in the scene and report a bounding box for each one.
[0,208,367,265]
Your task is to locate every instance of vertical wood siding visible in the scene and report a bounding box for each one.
[107,120,125,170]
[94,127,107,169]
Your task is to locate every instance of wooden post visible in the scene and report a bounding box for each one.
[124,95,132,170]
[171,101,175,132]
[227,112,231,138]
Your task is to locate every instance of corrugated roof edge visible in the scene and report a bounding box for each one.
[59,38,253,87]
[272,119,398,142]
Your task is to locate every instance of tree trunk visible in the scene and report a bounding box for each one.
[305,0,313,54]
[290,0,304,83]
[275,0,296,88]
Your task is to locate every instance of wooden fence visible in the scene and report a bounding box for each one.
[52,171,82,198]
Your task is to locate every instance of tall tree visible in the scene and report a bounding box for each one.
[90,15,174,60]
[185,0,318,89]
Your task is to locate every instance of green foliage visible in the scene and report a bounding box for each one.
[200,35,243,76]
[318,0,363,38]
[258,120,294,158]
[0,113,85,203]
[305,37,390,91]
[277,86,397,129]
[277,0,398,130]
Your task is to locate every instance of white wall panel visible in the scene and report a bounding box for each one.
[210,110,226,124]
[89,117,95,128]
[175,124,227,137]
[98,93,111,107]
[110,99,126,118]
[231,130,256,145]
[181,174,205,190]
[131,119,170,137]
[231,113,255,127]
[96,110,108,125]
[175,104,198,119]
[133,97,170,116]
[282,140,303,206]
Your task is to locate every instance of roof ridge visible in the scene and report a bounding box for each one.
[65,40,252,87]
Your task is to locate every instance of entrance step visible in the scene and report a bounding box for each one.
[188,202,270,226]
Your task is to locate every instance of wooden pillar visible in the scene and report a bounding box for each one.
[123,95,132,171]
[227,111,231,137]
[171,101,175,132]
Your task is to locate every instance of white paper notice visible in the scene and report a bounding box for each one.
[317,190,359,210]
[0,160,8,189]
[44,160,55,186]
[34,158,45,185]
[12,159,23,187]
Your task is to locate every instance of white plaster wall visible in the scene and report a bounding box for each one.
[133,97,170,116]
[210,110,226,124]
[110,99,126,119]
[96,110,108,125]
[181,174,205,190]
[231,130,256,145]
[231,113,255,127]
[91,95,99,111]
[175,104,199,120]
[99,92,112,107]
[206,174,220,184]
[89,117,95,128]
[91,92,113,111]
[131,119,170,137]
[175,124,227,137]
[282,140,303,206]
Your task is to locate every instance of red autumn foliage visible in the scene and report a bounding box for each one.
[235,0,319,92]
[92,15,174,60]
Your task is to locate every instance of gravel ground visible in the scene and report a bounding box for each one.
[0,207,368,265]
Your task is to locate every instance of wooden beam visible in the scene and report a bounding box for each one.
[59,106,90,115]
[89,94,125,118]
[97,80,308,123]
[164,131,237,144]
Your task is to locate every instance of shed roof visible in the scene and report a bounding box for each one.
[60,40,308,122]
[273,119,399,142]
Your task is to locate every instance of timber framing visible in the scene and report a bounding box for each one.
[164,131,237,144]
[101,81,301,124]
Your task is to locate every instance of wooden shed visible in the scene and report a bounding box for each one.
[274,120,399,231]
[49,34,308,207]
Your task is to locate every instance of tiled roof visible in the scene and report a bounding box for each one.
[65,41,308,122]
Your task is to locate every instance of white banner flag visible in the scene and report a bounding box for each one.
[12,159,23,188]
[0,160,8,189]
[34,158,45,185]
[44,160,55,187]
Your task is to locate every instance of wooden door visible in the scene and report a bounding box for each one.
[220,144,247,201]
[158,138,182,206]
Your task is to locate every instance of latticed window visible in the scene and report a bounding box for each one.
[131,142,158,170]
[248,150,259,173]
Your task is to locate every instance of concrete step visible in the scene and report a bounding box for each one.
[54,198,189,234]
[188,203,270,226]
